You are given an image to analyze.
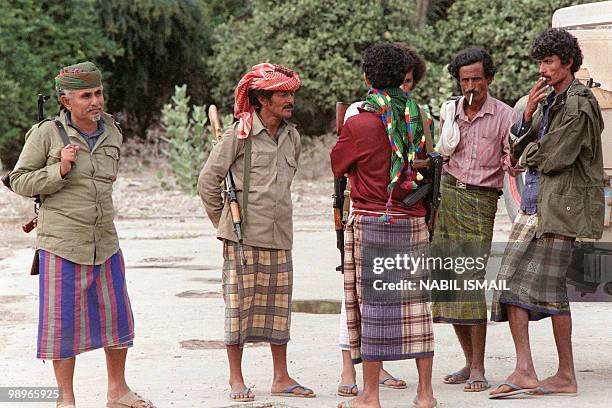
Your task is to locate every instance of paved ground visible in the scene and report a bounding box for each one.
[1,200,611,407]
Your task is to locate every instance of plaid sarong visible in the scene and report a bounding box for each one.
[222,241,292,347]
[344,214,434,363]
[431,182,498,324]
[491,213,574,321]
[37,250,134,360]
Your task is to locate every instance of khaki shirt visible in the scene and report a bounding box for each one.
[197,112,300,250]
[10,111,122,265]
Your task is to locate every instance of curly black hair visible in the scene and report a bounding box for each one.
[362,43,409,89]
[394,43,427,88]
[531,28,582,74]
[448,47,496,80]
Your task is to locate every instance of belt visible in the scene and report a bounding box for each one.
[442,174,500,193]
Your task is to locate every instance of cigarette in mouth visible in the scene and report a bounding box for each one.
[468,92,473,105]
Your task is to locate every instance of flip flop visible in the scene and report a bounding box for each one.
[271,384,316,398]
[529,385,577,397]
[443,370,469,384]
[337,383,358,397]
[412,396,438,408]
[464,379,490,392]
[488,382,537,399]
[229,387,255,402]
[379,376,407,389]
[106,390,155,408]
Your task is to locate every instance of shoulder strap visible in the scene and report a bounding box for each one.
[53,119,70,146]
[419,107,434,153]
[241,135,252,222]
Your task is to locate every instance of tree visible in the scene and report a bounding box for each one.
[208,0,419,135]
[0,0,118,169]
[95,0,209,138]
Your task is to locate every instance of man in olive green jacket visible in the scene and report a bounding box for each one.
[490,29,604,399]
[10,62,154,408]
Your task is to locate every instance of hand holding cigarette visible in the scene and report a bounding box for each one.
[524,77,549,122]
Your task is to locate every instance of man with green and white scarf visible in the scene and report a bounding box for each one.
[331,42,437,408]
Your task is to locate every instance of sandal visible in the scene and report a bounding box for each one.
[106,390,155,408]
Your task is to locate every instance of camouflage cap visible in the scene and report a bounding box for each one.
[55,61,102,90]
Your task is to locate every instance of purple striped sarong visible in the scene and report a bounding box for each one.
[37,250,134,360]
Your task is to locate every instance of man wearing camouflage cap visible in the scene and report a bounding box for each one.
[10,62,155,408]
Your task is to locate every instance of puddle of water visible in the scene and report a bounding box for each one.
[188,277,222,284]
[292,300,341,314]
[176,290,222,299]
[180,339,266,350]
[140,256,195,263]
[127,264,217,271]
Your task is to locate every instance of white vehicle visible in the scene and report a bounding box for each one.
[503,1,612,299]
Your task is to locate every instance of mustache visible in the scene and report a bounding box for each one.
[283,104,294,109]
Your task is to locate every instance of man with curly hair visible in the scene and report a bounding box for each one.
[489,28,604,399]
[331,42,437,408]
[337,44,427,398]
[430,47,520,392]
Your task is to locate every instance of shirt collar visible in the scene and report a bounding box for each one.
[251,110,289,137]
[457,93,495,121]
[65,111,105,138]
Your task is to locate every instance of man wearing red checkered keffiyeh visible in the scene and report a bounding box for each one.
[198,63,315,402]
[233,63,301,139]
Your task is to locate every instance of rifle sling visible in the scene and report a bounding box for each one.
[53,119,71,146]
[241,136,252,223]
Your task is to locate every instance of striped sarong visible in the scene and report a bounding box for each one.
[37,250,134,360]
[344,214,434,363]
[431,182,498,324]
[491,213,573,321]
[222,241,292,347]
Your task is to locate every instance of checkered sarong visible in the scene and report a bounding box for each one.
[344,214,434,363]
[491,213,574,321]
[222,241,292,346]
[431,182,498,324]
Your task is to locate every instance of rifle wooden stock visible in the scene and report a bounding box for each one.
[208,105,247,265]
[336,102,350,136]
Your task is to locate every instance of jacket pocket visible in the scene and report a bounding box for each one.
[250,152,273,186]
[281,154,297,180]
[96,145,120,181]
[548,193,584,234]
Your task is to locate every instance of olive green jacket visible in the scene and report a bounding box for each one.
[510,80,605,239]
[197,112,300,250]
[10,111,122,265]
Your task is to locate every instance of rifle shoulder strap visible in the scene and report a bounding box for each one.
[53,119,71,146]
[241,135,252,222]
[419,107,434,153]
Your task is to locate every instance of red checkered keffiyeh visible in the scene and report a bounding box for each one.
[234,63,301,139]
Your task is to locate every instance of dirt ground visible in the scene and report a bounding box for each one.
[1,159,611,407]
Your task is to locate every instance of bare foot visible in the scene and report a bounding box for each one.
[489,369,539,397]
[464,368,489,392]
[413,395,438,408]
[337,395,381,408]
[535,372,577,394]
[379,367,406,388]
[443,365,470,384]
[271,377,315,397]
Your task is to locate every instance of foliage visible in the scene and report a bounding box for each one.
[0,0,118,169]
[208,0,420,134]
[411,0,594,114]
[160,85,212,195]
[95,0,209,138]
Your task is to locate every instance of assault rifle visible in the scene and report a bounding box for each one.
[208,105,247,266]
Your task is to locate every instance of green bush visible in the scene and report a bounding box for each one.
[410,0,594,113]
[0,0,118,169]
[160,85,212,195]
[209,0,419,135]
